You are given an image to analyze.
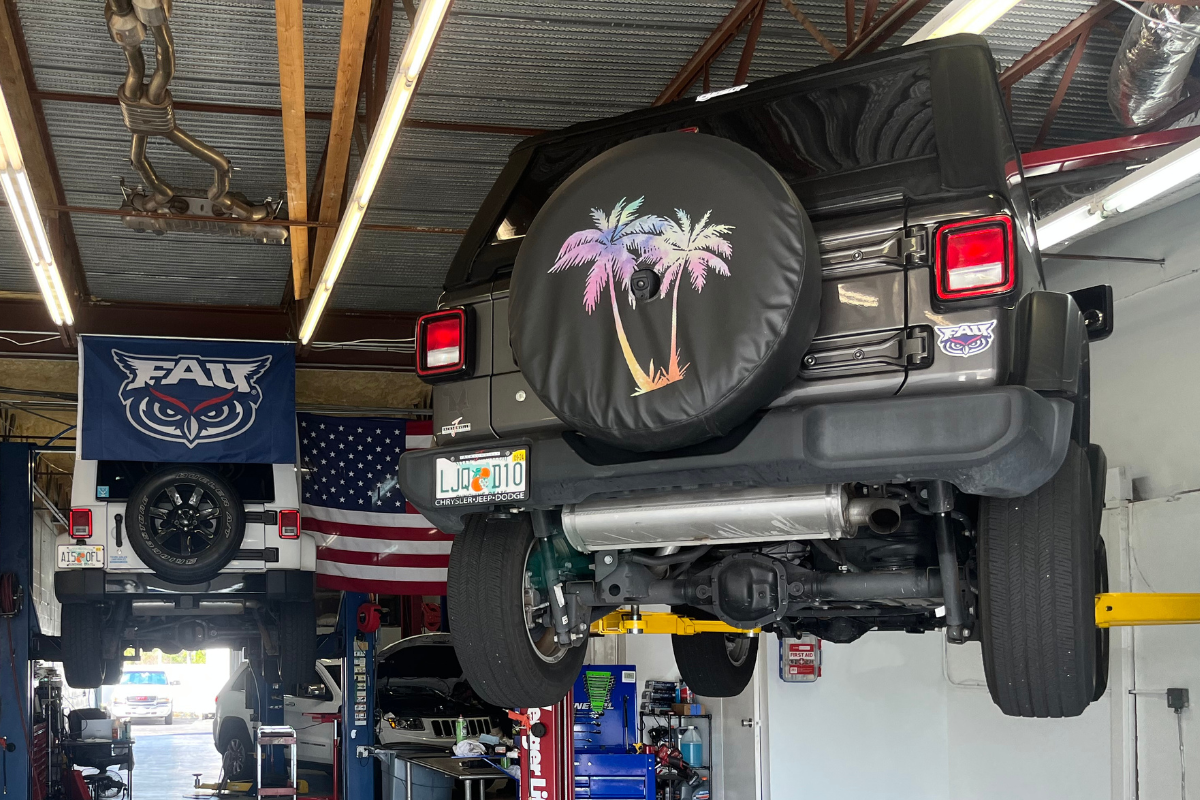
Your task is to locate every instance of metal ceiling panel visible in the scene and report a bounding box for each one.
[330,230,461,312]
[0,0,1169,314]
[69,213,290,305]
[0,218,38,295]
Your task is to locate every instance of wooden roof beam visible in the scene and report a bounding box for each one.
[275,0,310,301]
[308,0,374,297]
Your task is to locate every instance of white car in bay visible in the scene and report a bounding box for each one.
[212,634,503,778]
[109,669,174,724]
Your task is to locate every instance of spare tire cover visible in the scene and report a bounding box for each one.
[509,132,821,452]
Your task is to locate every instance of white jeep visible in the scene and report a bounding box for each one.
[57,457,317,689]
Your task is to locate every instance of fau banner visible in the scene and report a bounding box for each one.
[80,335,296,464]
[298,414,452,595]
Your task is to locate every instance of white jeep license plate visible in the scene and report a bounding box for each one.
[434,448,528,507]
[58,545,105,569]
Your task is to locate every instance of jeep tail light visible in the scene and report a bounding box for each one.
[70,508,92,539]
[279,509,300,540]
[416,308,469,380]
[935,215,1016,300]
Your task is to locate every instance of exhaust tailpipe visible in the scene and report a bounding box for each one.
[561,484,900,553]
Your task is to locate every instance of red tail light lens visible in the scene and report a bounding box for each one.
[70,508,92,539]
[416,309,469,379]
[935,216,1016,300]
[279,509,300,539]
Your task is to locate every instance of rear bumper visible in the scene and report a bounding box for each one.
[400,386,1074,533]
[55,569,316,604]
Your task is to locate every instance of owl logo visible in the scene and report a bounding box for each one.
[935,321,997,358]
[111,350,272,448]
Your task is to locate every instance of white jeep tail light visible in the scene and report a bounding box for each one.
[935,215,1015,300]
[416,308,469,380]
[70,508,92,539]
[279,509,300,540]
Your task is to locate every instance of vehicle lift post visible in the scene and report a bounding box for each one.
[0,444,34,800]
[340,591,376,800]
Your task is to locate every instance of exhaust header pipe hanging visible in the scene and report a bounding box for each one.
[105,0,281,236]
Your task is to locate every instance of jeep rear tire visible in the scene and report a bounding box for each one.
[126,466,245,584]
[671,627,758,698]
[448,514,587,708]
[979,441,1096,718]
[1093,537,1110,702]
[277,601,317,690]
[62,604,104,689]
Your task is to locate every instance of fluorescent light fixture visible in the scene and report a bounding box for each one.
[1035,204,1101,250]
[906,0,1022,43]
[1101,142,1200,214]
[1036,132,1200,249]
[298,0,452,345]
[0,83,73,326]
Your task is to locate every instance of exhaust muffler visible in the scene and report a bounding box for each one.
[561,484,901,553]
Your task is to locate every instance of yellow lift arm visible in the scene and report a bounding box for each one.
[1096,593,1200,627]
[591,610,757,636]
[592,594,1200,636]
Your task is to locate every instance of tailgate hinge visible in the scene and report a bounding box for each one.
[902,227,928,265]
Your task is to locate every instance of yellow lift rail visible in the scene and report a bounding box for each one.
[591,610,757,636]
[593,594,1200,636]
[1096,593,1200,627]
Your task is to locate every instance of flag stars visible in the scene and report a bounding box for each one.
[357,428,363,433]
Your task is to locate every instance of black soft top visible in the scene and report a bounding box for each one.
[445,34,1023,292]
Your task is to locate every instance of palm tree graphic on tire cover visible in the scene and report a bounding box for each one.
[643,209,733,383]
[550,198,733,395]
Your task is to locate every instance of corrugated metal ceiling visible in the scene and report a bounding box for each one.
[3,0,1156,316]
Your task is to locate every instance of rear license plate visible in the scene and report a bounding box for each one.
[58,545,105,569]
[434,448,528,507]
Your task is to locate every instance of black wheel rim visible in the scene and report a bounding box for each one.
[225,737,246,776]
[724,634,752,667]
[146,481,223,558]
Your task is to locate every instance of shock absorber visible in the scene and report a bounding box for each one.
[530,510,574,646]
[927,481,969,643]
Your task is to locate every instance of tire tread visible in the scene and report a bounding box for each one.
[980,442,1095,718]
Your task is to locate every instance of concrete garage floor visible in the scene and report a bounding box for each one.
[123,719,333,799]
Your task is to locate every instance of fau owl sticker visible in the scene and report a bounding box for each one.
[112,350,272,448]
[935,321,997,358]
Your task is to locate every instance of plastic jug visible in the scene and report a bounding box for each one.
[680,726,703,767]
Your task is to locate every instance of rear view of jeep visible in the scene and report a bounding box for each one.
[399,36,1110,719]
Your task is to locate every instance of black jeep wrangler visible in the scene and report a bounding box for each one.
[400,35,1113,718]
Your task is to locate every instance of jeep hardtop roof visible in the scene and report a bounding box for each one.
[444,34,1027,293]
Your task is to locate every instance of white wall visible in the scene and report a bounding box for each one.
[1045,191,1200,501]
[764,192,1200,799]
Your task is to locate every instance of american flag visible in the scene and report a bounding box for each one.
[298,413,451,595]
